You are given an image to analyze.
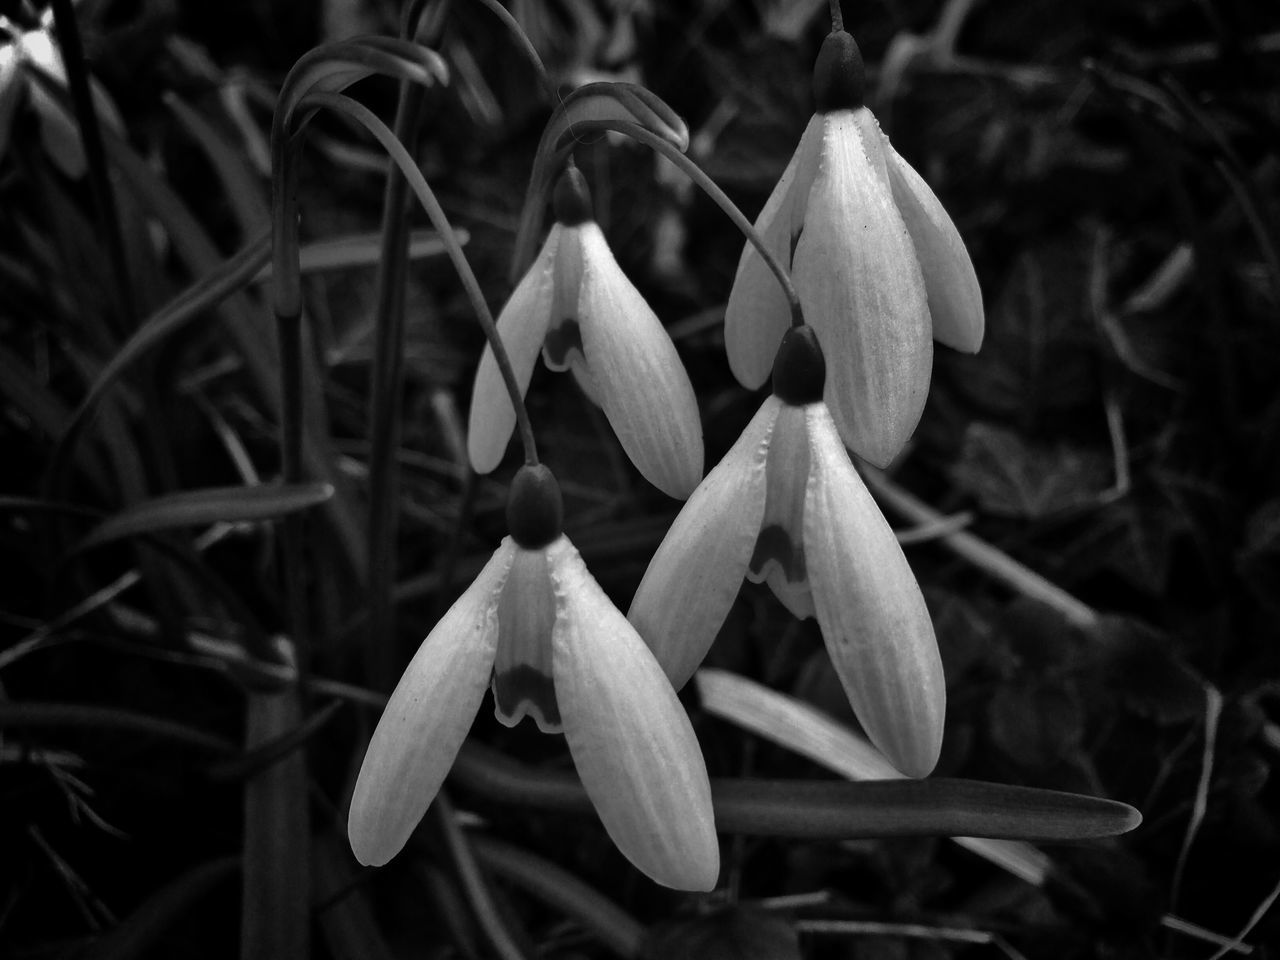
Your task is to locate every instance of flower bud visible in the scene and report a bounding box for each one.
[813,30,866,112]
[553,167,593,226]
[772,325,826,406]
[507,464,564,549]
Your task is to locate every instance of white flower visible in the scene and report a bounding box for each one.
[725,30,983,468]
[0,9,122,178]
[349,468,718,890]
[629,326,944,778]
[468,167,703,498]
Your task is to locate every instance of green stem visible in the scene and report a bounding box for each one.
[366,81,428,691]
[299,90,539,466]
[829,0,844,32]
[564,118,805,327]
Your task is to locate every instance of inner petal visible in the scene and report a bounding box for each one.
[542,317,584,370]
[746,404,815,618]
[493,547,561,732]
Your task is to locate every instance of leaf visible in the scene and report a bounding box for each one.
[945,241,1099,422]
[85,857,239,960]
[643,909,800,960]
[76,482,334,552]
[697,669,1052,884]
[950,422,1111,518]
[451,743,1142,842]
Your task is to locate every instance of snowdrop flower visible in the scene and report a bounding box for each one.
[629,325,944,778]
[350,464,719,891]
[725,29,983,468]
[468,166,703,498]
[0,8,122,178]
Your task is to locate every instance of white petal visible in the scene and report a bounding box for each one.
[793,109,932,468]
[745,403,815,619]
[549,539,719,891]
[802,407,944,778]
[882,138,984,353]
[628,398,778,689]
[348,541,512,866]
[492,546,560,733]
[467,230,560,473]
[575,223,704,499]
[725,114,824,389]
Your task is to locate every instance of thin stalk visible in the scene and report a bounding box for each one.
[365,81,428,690]
[469,0,555,102]
[299,91,538,465]
[829,0,844,32]
[564,117,805,326]
[269,112,310,694]
[48,0,134,336]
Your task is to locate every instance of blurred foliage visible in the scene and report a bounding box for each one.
[1,0,1279,958]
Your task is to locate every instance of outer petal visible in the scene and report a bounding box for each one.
[467,229,560,473]
[348,541,512,866]
[724,114,824,389]
[802,406,944,778]
[575,223,704,499]
[882,138,984,353]
[628,398,778,689]
[549,539,719,891]
[794,109,932,468]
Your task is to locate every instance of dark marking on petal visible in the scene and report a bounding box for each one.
[750,524,806,582]
[493,665,560,727]
[543,318,584,367]
[789,226,803,264]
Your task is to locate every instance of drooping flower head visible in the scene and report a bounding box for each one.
[468,167,704,498]
[725,29,984,468]
[629,325,945,778]
[350,463,719,891]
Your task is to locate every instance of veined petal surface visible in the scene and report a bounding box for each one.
[550,539,719,891]
[802,407,944,778]
[794,109,932,468]
[468,231,559,473]
[493,546,560,732]
[349,541,512,866]
[576,223,703,499]
[882,139,984,353]
[725,114,824,389]
[628,398,778,689]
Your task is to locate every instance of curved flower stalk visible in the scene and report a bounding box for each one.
[725,29,984,468]
[469,166,704,499]
[350,465,719,892]
[628,326,944,779]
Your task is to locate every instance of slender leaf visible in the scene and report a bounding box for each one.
[449,743,1142,841]
[76,482,333,552]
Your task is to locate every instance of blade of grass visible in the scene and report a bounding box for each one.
[85,857,238,960]
[470,835,644,959]
[73,482,333,553]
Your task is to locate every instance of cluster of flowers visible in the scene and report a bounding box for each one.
[349,27,984,891]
